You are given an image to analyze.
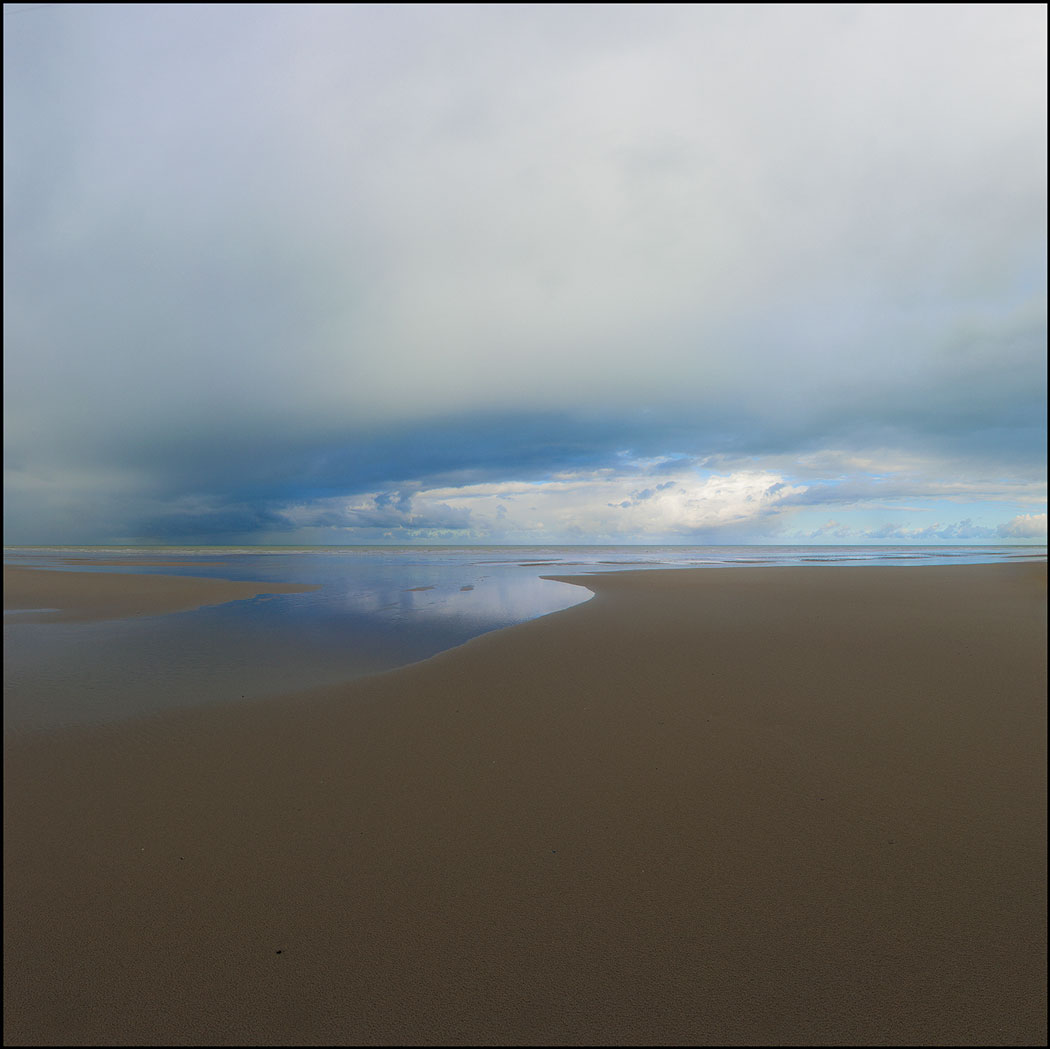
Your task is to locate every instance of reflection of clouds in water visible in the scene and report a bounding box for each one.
[328,576,588,624]
[4,565,593,732]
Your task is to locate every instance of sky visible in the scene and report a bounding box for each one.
[3,3,1046,546]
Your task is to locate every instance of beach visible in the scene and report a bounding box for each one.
[3,562,1047,1045]
[3,565,318,624]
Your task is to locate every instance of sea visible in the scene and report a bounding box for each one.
[4,545,1046,733]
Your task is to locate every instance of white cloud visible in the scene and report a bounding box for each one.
[998,513,1048,539]
[280,468,807,543]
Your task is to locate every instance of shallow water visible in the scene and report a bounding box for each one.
[4,545,1045,732]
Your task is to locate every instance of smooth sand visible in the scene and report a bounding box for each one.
[4,563,1046,1045]
[3,565,318,622]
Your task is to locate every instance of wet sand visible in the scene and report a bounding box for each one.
[4,563,1047,1045]
[3,565,318,623]
[52,558,238,568]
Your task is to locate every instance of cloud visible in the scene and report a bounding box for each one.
[868,521,1000,542]
[142,466,807,545]
[285,492,474,534]
[3,5,1046,544]
[796,519,1005,543]
[998,513,1048,539]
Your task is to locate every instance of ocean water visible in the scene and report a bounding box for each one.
[4,545,1045,733]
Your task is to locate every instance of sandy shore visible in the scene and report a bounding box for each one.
[4,563,1046,1045]
[3,565,318,622]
